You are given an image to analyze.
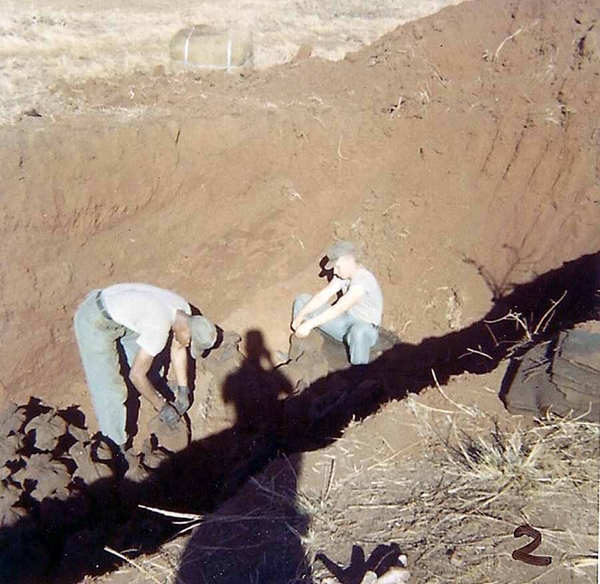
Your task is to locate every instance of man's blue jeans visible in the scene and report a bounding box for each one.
[74,290,141,446]
[293,293,379,365]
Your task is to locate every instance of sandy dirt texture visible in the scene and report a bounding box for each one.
[0,0,599,581]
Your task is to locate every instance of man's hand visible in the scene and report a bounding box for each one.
[291,315,304,332]
[159,404,180,429]
[174,385,191,415]
[294,322,313,338]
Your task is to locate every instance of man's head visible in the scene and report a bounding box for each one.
[174,312,218,358]
[324,240,359,279]
[189,315,218,358]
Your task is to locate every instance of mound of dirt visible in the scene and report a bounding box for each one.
[503,325,600,421]
[0,393,211,583]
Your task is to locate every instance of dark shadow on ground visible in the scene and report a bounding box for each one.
[177,453,310,584]
[171,331,307,583]
[0,251,598,583]
[223,329,294,433]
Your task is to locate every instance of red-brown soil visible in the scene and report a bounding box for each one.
[1,0,599,414]
[0,0,599,581]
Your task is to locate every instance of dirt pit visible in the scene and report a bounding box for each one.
[0,0,599,581]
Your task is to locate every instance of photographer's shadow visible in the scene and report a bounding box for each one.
[177,453,311,584]
[222,330,294,436]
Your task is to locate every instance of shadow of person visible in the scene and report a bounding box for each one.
[222,330,294,435]
[318,255,335,281]
[176,453,312,584]
[316,543,408,583]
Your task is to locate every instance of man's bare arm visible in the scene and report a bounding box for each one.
[170,338,188,388]
[292,279,341,329]
[306,285,364,329]
[129,349,166,411]
[295,286,365,338]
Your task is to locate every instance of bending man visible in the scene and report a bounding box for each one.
[291,241,383,365]
[74,282,217,448]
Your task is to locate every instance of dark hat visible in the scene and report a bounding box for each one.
[324,240,355,270]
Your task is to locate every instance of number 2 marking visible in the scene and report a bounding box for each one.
[511,524,552,566]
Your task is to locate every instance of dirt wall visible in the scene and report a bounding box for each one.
[0,0,599,414]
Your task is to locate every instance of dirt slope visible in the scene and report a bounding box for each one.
[0,0,599,425]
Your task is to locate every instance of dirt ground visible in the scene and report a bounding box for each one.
[0,0,599,581]
[100,366,598,584]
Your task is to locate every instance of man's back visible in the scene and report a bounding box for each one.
[102,283,191,356]
[339,266,383,326]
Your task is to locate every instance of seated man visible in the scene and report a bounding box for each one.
[291,241,383,365]
[74,282,217,448]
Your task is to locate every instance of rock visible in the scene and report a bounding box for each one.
[0,482,27,529]
[203,330,243,369]
[24,409,67,451]
[0,434,22,467]
[0,403,25,438]
[68,425,91,444]
[280,355,331,395]
[375,566,411,583]
[140,439,170,471]
[14,453,71,501]
[69,441,113,483]
[0,503,29,529]
[292,43,313,62]
[123,449,151,484]
[148,414,189,453]
[119,448,164,505]
[92,435,115,464]
[170,25,253,72]
[288,330,324,362]
[361,572,378,584]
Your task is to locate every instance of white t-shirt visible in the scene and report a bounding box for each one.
[102,283,191,356]
[334,266,383,326]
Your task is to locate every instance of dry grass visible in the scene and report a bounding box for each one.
[289,406,596,583]
[482,290,568,360]
[296,408,597,582]
[1,0,467,124]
